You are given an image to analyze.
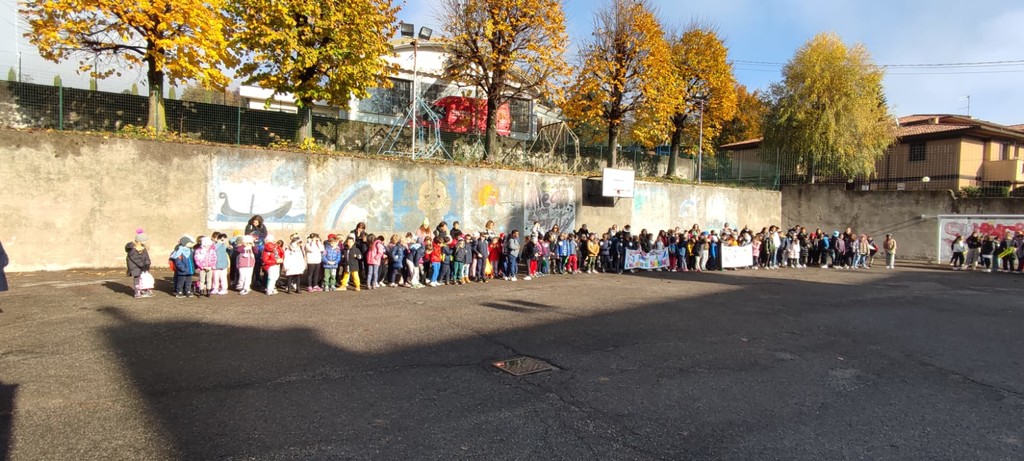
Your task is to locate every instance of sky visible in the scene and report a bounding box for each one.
[3,0,1022,125]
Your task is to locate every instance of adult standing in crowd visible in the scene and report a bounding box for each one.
[0,239,9,309]
[884,233,898,269]
[245,215,268,290]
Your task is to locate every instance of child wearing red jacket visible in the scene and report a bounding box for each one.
[262,235,283,295]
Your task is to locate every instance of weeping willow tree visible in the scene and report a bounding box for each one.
[763,32,896,183]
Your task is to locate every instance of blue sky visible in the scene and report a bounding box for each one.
[3,0,1022,125]
[400,0,1024,125]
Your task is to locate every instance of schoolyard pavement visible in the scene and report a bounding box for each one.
[1,264,1023,460]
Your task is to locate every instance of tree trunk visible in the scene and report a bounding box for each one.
[607,122,620,168]
[667,113,687,177]
[294,104,313,144]
[483,96,500,161]
[145,55,166,133]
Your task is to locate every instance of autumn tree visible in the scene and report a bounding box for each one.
[763,32,896,183]
[439,0,570,160]
[566,0,672,168]
[655,25,737,177]
[227,0,399,143]
[715,84,767,147]
[23,0,234,132]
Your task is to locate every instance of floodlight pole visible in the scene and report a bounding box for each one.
[411,38,418,155]
[697,98,704,184]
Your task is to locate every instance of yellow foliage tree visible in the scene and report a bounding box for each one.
[657,25,737,177]
[439,0,570,160]
[227,0,399,143]
[23,0,234,132]
[763,32,896,183]
[715,84,767,147]
[565,0,673,168]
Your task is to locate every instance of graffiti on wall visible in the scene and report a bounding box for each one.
[321,175,393,232]
[939,216,1024,262]
[465,175,519,232]
[524,176,576,231]
[208,156,306,228]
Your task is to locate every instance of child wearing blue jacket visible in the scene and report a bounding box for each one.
[387,235,406,287]
[169,236,196,298]
[322,235,342,291]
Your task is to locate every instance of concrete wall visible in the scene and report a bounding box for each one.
[0,129,780,271]
[782,184,1024,261]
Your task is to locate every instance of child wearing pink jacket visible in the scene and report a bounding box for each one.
[193,236,219,297]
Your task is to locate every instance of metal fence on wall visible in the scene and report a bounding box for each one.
[0,79,612,173]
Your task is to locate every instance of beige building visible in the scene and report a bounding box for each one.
[721,114,1024,192]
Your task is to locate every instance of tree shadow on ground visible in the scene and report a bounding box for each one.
[0,382,16,461]
[96,267,1024,460]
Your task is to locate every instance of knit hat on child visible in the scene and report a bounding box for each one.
[135,228,148,243]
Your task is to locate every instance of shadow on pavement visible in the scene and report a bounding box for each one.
[96,267,1024,459]
[0,382,16,461]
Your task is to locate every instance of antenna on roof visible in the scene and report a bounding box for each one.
[958,95,971,117]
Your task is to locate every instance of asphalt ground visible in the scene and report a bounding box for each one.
[1,263,1023,460]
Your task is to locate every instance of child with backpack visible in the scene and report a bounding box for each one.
[170,236,196,298]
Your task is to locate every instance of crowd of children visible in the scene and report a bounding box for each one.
[124,214,1024,299]
[948,230,1024,272]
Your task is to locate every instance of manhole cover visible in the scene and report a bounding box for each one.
[492,357,555,376]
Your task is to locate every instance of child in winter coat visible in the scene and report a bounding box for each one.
[406,235,425,288]
[235,235,256,295]
[340,236,363,291]
[262,235,283,295]
[366,234,386,289]
[193,236,218,297]
[169,236,196,298]
[282,235,306,293]
[387,235,406,287]
[212,233,231,295]
[321,235,342,291]
[453,237,469,284]
[125,229,153,298]
[304,233,325,292]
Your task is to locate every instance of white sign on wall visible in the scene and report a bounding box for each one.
[602,168,635,198]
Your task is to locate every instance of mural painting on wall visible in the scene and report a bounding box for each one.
[632,186,670,229]
[524,176,576,231]
[703,194,733,230]
[677,197,698,224]
[208,156,307,228]
[321,173,393,232]
[393,171,461,232]
[939,216,1024,262]
[466,175,519,232]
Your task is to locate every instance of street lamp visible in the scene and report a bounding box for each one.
[921,176,931,190]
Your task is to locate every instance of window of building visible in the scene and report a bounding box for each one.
[1002,143,1012,160]
[908,142,926,162]
[509,98,532,134]
[357,78,412,115]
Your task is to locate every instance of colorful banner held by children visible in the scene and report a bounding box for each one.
[722,245,754,269]
[624,249,670,270]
